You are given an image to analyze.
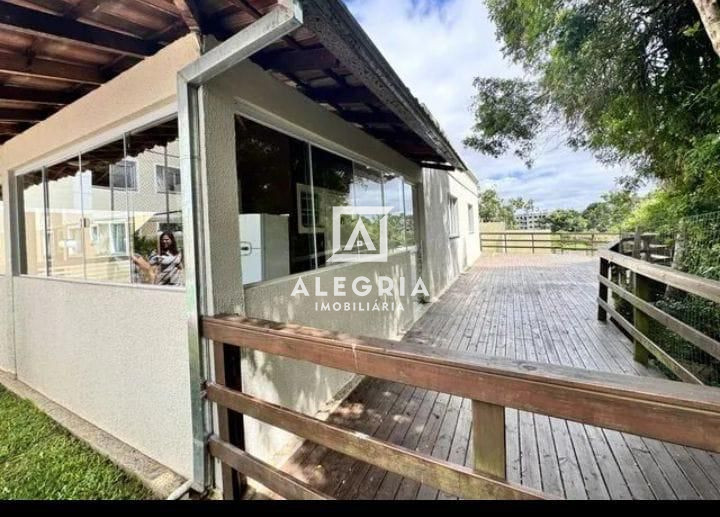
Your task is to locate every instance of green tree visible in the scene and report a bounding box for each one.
[542,209,588,233]
[466,1,720,227]
[583,190,638,231]
[477,188,534,228]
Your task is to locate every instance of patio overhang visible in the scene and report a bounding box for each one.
[0,0,467,172]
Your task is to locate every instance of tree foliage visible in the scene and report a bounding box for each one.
[468,0,720,227]
[477,188,534,227]
[542,209,587,233]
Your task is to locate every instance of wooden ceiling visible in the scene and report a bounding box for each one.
[0,0,462,170]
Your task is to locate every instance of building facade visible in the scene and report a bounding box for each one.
[0,0,480,494]
[515,210,550,231]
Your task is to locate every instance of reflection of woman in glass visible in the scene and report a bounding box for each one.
[132,231,183,286]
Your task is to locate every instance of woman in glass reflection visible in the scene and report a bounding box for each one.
[133,231,183,286]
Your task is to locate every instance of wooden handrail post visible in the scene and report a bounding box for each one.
[598,258,609,322]
[633,273,651,365]
[213,341,246,499]
[471,400,506,481]
[531,233,535,254]
[504,233,508,254]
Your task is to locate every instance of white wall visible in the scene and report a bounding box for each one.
[13,277,193,477]
[422,168,480,299]
[0,276,11,373]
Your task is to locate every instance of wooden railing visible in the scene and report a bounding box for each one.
[480,232,619,255]
[202,315,720,500]
[598,247,720,385]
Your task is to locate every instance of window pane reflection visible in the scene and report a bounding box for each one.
[81,138,132,284]
[19,171,46,276]
[311,147,353,267]
[383,173,405,251]
[236,117,315,284]
[46,157,85,278]
[16,117,183,288]
[404,182,416,247]
[127,119,184,286]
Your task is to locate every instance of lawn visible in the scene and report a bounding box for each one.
[0,385,152,500]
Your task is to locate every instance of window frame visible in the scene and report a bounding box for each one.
[448,195,459,239]
[90,158,139,192]
[155,164,182,194]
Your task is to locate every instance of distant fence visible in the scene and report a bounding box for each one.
[480,231,619,255]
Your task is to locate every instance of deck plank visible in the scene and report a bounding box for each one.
[281,254,720,500]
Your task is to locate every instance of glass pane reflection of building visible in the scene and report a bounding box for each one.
[17,118,184,287]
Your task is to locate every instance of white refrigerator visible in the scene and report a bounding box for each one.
[239,214,290,285]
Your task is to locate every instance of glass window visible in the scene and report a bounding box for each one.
[156,166,182,194]
[448,196,459,238]
[46,157,85,279]
[383,173,405,251]
[236,117,314,284]
[126,119,184,286]
[404,182,416,247]
[350,164,384,255]
[16,118,183,288]
[234,117,421,284]
[81,138,133,284]
[18,171,47,276]
[311,146,354,267]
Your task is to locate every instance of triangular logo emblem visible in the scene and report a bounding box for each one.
[344,218,376,252]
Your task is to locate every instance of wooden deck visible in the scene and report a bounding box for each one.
[282,254,720,500]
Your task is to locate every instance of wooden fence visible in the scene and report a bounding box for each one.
[598,244,720,385]
[480,232,619,255]
[202,315,720,500]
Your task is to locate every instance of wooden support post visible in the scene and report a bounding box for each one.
[531,233,535,254]
[213,342,246,500]
[471,400,506,480]
[598,258,609,322]
[633,273,651,365]
[504,234,508,254]
[590,233,595,256]
[632,228,642,259]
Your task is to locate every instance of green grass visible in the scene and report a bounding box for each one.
[0,386,153,500]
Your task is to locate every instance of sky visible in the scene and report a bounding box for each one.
[344,0,632,211]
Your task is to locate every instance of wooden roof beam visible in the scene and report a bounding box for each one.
[0,86,76,106]
[308,86,378,105]
[255,47,340,73]
[339,110,404,125]
[0,108,50,122]
[173,0,205,34]
[0,2,160,58]
[0,52,105,84]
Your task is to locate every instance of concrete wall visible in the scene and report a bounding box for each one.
[0,36,202,479]
[13,278,192,477]
[243,250,418,464]
[422,168,480,299]
[0,276,11,373]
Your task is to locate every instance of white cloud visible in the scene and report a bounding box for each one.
[344,0,628,210]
